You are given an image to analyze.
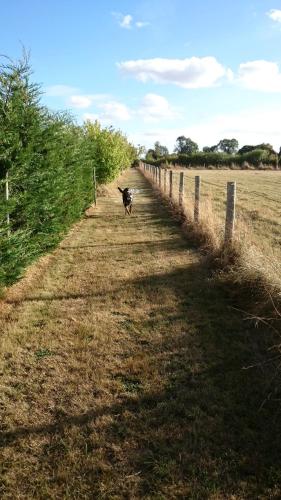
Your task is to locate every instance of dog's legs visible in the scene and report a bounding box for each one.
[129,204,133,215]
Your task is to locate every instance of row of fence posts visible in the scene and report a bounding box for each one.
[140,162,236,244]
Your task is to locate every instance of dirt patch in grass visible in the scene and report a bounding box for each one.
[0,169,281,498]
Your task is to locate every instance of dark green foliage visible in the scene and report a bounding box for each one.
[174,136,199,154]
[145,148,157,161]
[203,139,239,155]
[145,142,169,162]
[145,149,277,169]
[217,138,239,154]
[154,141,169,158]
[0,54,136,286]
[203,145,219,153]
[238,143,276,155]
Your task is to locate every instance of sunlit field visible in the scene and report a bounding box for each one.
[171,169,281,259]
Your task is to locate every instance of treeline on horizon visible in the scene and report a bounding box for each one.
[0,54,136,285]
[145,137,280,169]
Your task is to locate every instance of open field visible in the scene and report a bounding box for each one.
[171,169,281,259]
[1,169,281,498]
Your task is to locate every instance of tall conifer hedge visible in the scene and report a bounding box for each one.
[0,55,135,285]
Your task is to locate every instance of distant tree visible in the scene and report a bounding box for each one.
[154,141,169,158]
[174,136,199,154]
[145,148,157,161]
[203,145,219,153]
[217,138,239,154]
[136,144,146,159]
[238,145,255,155]
[238,143,276,155]
[257,143,276,154]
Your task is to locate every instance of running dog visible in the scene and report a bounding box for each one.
[118,187,133,215]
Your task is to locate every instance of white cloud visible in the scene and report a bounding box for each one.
[83,113,100,122]
[138,93,180,122]
[112,12,149,30]
[120,14,133,29]
[84,101,131,124]
[237,60,281,92]
[69,95,93,108]
[98,101,131,121]
[267,9,281,22]
[118,56,233,88]
[129,106,281,152]
[112,12,133,29]
[45,85,78,97]
[135,21,150,28]
[82,93,178,125]
[68,94,110,108]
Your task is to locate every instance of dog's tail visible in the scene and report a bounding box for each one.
[118,187,123,193]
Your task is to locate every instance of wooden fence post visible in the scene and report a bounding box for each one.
[5,171,10,236]
[225,181,236,243]
[169,171,173,198]
[194,175,201,222]
[164,170,167,194]
[159,167,162,188]
[93,166,97,206]
[179,172,184,207]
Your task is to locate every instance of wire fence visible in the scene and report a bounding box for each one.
[140,162,281,260]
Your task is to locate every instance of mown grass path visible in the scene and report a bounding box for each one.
[0,168,281,499]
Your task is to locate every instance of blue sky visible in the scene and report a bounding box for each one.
[1,0,281,152]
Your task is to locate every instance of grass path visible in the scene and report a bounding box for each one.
[0,168,281,499]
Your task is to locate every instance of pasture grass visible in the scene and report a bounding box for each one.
[172,168,281,257]
[159,168,281,318]
[1,169,281,498]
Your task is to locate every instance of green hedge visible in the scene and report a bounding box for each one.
[146,149,277,168]
[0,56,135,285]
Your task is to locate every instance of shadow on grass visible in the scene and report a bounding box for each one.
[60,238,185,251]
[1,171,280,497]
[2,263,281,498]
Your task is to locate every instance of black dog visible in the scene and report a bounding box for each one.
[118,187,133,215]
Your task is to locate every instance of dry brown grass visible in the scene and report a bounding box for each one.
[146,166,281,322]
[1,168,281,498]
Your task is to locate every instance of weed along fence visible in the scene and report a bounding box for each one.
[140,162,236,245]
